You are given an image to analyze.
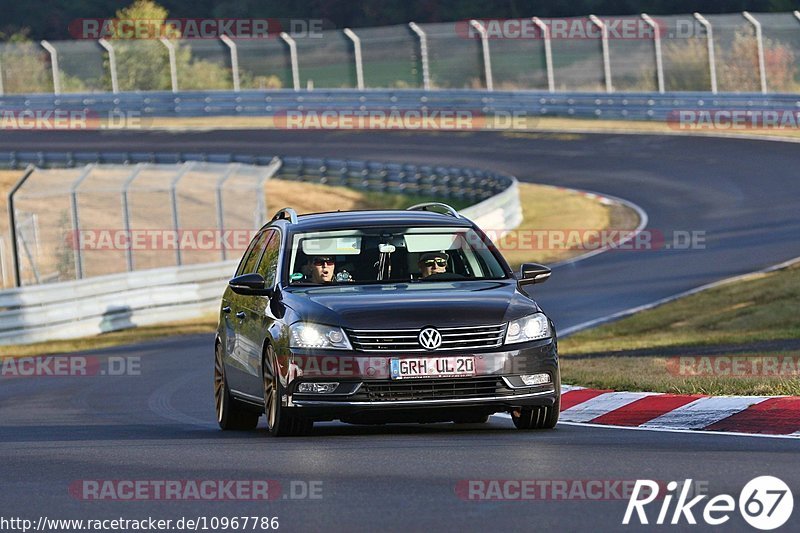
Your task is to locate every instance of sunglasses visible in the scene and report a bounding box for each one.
[423,258,448,267]
[312,258,335,266]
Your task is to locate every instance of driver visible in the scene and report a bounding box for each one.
[307,255,336,283]
[418,251,448,279]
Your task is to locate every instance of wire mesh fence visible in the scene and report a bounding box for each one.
[6,161,277,287]
[1,11,799,95]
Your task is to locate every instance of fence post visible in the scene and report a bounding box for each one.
[280,32,300,91]
[159,37,179,92]
[588,15,613,93]
[343,28,365,90]
[743,12,767,94]
[7,165,35,287]
[408,22,430,90]
[693,13,717,94]
[220,35,240,92]
[98,38,119,93]
[170,161,195,266]
[531,17,554,92]
[40,40,61,95]
[69,165,95,280]
[641,13,664,94]
[256,157,281,226]
[469,20,493,91]
[121,164,146,272]
[215,163,239,261]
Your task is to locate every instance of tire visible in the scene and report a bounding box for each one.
[453,414,490,424]
[512,395,560,430]
[214,344,259,430]
[263,345,313,437]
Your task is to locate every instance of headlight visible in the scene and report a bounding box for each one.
[290,323,352,350]
[504,313,551,344]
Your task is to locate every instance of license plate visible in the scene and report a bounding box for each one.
[390,356,475,379]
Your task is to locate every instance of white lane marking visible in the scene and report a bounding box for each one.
[641,396,769,430]
[559,391,652,422]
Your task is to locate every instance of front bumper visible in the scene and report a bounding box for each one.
[282,338,559,421]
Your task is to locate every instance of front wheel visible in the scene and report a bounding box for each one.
[215,344,259,430]
[263,345,313,437]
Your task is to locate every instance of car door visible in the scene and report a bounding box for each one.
[238,229,282,395]
[224,229,270,392]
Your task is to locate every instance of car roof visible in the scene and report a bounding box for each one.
[271,209,475,233]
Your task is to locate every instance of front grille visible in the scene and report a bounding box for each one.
[346,324,507,352]
[357,377,514,402]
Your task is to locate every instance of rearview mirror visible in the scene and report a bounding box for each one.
[229,273,274,297]
[518,263,551,286]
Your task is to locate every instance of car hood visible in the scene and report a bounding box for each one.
[282,280,540,329]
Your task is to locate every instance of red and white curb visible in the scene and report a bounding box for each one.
[555,385,800,437]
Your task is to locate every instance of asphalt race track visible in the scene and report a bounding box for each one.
[1,130,799,531]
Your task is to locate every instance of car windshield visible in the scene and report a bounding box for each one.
[286,226,507,285]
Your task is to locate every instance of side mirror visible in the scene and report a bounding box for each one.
[518,263,551,286]
[229,273,274,297]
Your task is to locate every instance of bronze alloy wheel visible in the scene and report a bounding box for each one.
[215,343,259,430]
[214,345,225,424]
[263,346,278,431]
[263,345,313,437]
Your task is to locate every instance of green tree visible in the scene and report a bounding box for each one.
[108,0,235,91]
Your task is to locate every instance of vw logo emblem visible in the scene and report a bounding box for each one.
[418,327,442,350]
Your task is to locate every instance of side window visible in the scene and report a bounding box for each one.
[256,231,281,287]
[236,230,269,276]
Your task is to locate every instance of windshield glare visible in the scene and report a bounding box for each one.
[287,227,507,285]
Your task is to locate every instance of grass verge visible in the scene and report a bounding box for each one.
[560,262,800,395]
[124,116,800,141]
[2,313,218,358]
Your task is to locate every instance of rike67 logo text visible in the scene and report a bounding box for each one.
[623,477,793,530]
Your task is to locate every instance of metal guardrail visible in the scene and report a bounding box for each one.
[0,260,237,344]
[1,89,799,122]
[0,152,521,344]
[0,151,516,203]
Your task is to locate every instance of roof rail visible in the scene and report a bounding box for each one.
[406,202,462,218]
[271,207,298,224]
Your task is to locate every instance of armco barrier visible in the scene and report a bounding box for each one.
[2,89,799,122]
[0,153,521,344]
[0,260,236,345]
